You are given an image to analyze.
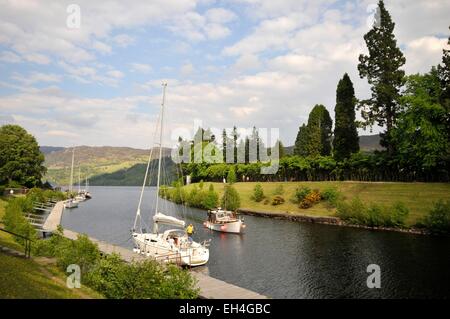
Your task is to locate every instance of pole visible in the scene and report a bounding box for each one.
[154,82,167,216]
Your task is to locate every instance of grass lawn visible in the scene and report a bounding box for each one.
[184,182,450,226]
[0,197,102,299]
[0,252,102,298]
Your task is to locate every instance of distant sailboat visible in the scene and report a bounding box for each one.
[132,83,209,267]
[64,147,78,209]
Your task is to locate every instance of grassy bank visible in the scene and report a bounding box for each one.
[0,252,102,298]
[180,181,450,226]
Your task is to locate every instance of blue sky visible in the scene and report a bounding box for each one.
[0,0,449,148]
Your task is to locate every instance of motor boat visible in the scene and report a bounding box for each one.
[204,208,246,234]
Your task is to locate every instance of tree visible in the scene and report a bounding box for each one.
[438,27,450,133]
[251,183,264,202]
[231,126,238,163]
[0,125,46,187]
[358,0,406,155]
[305,104,333,157]
[391,68,449,179]
[221,184,241,211]
[222,129,227,163]
[294,124,308,156]
[227,166,237,184]
[333,73,359,161]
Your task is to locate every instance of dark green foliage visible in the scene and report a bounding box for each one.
[321,187,341,207]
[34,232,199,298]
[305,105,333,157]
[421,200,450,235]
[251,183,264,202]
[227,166,237,184]
[358,0,406,154]
[438,28,450,113]
[0,125,46,187]
[336,198,409,228]
[221,184,240,211]
[3,198,36,244]
[292,186,311,203]
[87,254,198,299]
[293,124,308,156]
[391,68,450,176]
[333,73,359,161]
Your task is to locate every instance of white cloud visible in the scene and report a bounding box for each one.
[11,72,61,86]
[130,63,152,73]
[0,51,22,63]
[180,63,195,76]
[113,34,136,48]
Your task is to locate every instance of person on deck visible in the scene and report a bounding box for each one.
[186,224,194,242]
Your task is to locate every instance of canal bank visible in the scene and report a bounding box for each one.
[61,186,450,299]
[46,200,267,299]
[236,208,429,236]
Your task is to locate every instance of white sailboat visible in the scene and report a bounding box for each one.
[64,147,78,209]
[74,167,86,202]
[132,83,209,267]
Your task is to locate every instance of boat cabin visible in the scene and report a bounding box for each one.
[207,209,238,223]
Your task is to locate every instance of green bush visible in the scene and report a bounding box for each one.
[0,185,5,195]
[336,198,409,228]
[251,183,265,202]
[3,197,36,244]
[321,187,340,207]
[422,200,450,234]
[34,231,198,299]
[292,186,311,203]
[221,185,240,211]
[201,184,219,209]
[227,167,237,184]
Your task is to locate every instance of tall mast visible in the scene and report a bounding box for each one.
[69,147,75,194]
[78,167,81,193]
[154,82,167,216]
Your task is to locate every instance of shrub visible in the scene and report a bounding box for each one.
[221,185,240,211]
[422,200,450,235]
[336,198,409,228]
[201,185,219,209]
[227,167,237,184]
[271,195,285,206]
[336,197,367,224]
[299,190,321,209]
[299,198,313,209]
[321,187,340,207]
[251,183,265,202]
[293,186,311,203]
[0,185,5,195]
[273,185,284,195]
[3,197,36,244]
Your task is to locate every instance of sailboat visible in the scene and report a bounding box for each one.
[74,167,86,202]
[64,147,78,209]
[132,83,209,267]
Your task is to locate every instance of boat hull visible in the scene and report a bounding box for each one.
[204,220,245,233]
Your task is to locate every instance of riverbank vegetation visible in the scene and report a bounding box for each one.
[162,181,450,233]
[33,227,199,299]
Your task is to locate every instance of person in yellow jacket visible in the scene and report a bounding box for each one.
[186,224,194,242]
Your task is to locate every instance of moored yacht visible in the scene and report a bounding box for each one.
[204,208,246,234]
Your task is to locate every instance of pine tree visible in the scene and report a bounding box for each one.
[294,124,308,156]
[305,104,332,157]
[222,129,227,163]
[358,0,406,155]
[333,73,359,161]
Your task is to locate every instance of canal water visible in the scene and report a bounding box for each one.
[62,186,450,299]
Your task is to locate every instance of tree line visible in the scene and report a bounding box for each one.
[177,0,450,183]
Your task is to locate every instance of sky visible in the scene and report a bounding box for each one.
[0,0,449,149]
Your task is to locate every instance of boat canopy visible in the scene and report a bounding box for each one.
[153,213,185,228]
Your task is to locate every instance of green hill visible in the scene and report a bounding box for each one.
[89,157,178,186]
[43,146,172,186]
